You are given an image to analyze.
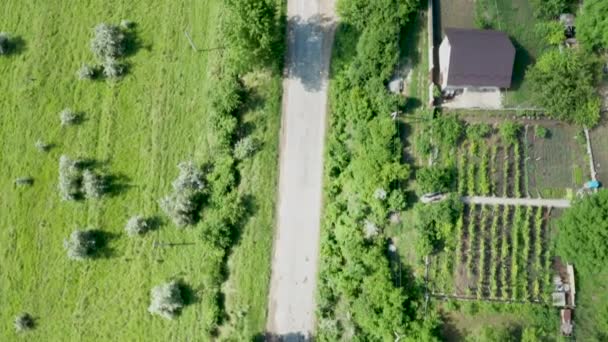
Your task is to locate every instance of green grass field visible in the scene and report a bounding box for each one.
[0,1,279,340]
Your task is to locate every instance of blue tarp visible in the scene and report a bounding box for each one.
[585,180,601,189]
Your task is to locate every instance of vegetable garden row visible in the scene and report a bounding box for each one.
[430,203,552,302]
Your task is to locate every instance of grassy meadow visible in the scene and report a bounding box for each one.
[0,0,280,340]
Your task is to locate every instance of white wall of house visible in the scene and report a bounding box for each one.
[438,37,451,90]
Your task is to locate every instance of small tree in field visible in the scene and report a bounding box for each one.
[234,136,257,160]
[77,64,95,80]
[14,313,35,332]
[160,161,205,227]
[35,139,51,152]
[58,155,81,201]
[60,108,79,126]
[535,125,548,138]
[82,169,105,199]
[91,23,125,60]
[0,32,10,55]
[148,281,184,319]
[125,215,149,236]
[102,58,124,79]
[63,229,97,260]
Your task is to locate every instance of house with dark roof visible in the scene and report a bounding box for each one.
[439,28,516,91]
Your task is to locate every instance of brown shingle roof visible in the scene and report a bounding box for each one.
[444,28,516,88]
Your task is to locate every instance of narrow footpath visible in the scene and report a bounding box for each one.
[266,0,336,338]
[462,196,571,208]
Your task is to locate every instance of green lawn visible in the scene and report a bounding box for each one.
[0,1,279,340]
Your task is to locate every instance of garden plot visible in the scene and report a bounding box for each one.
[525,122,589,198]
[429,204,554,302]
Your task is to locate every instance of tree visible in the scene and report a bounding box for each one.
[526,49,600,126]
[416,166,454,194]
[34,139,50,152]
[125,215,149,236]
[102,57,124,79]
[556,191,608,273]
[77,64,95,80]
[0,32,11,55]
[59,108,79,126]
[577,0,608,51]
[14,313,35,333]
[148,281,184,319]
[82,169,105,199]
[234,136,257,160]
[160,161,205,227]
[63,229,98,260]
[499,121,521,146]
[225,0,280,70]
[90,23,125,60]
[58,155,81,201]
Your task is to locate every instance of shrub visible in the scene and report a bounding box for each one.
[234,136,257,160]
[148,281,184,319]
[58,155,81,201]
[577,0,608,51]
[102,58,125,79]
[34,139,50,152]
[77,64,95,80]
[91,23,125,60]
[63,229,97,260]
[431,115,464,147]
[499,121,521,146]
[466,123,492,141]
[14,177,33,186]
[59,108,79,126]
[172,161,205,193]
[125,215,149,236]
[82,169,105,199]
[160,191,199,227]
[0,32,10,55]
[527,49,600,126]
[14,313,35,332]
[416,166,454,194]
[535,125,548,138]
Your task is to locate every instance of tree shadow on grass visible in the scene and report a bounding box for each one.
[1,35,26,56]
[102,173,132,197]
[88,230,119,259]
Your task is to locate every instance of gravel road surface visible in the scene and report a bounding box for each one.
[266,0,336,339]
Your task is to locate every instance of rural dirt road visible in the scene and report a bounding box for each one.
[462,196,571,208]
[266,0,336,339]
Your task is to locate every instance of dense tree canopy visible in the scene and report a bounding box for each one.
[556,191,608,274]
[526,49,601,126]
[530,0,569,19]
[577,0,608,51]
[416,166,454,194]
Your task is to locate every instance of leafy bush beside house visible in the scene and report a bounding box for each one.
[526,49,601,126]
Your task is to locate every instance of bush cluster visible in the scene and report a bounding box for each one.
[58,155,106,201]
[527,49,600,126]
[79,22,133,80]
[59,108,79,126]
[317,1,441,340]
